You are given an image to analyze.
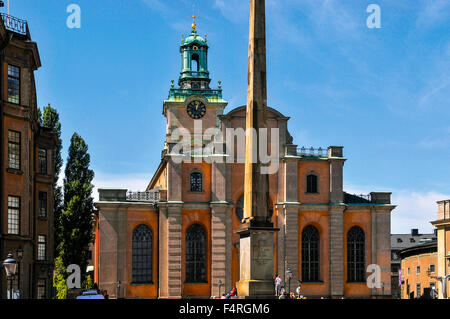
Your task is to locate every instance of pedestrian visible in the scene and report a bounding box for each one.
[295,280,302,298]
[279,291,287,299]
[274,274,282,296]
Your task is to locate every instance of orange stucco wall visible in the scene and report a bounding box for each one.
[125,209,159,299]
[153,167,167,190]
[298,210,330,295]
[182,163,212,202]
[401,253,437,299]
[181,209,211,296]
[344,211,372,297]
[298,161,330,203]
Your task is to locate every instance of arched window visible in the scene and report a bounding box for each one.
[132,224,153,284]
[302,225,320,282]
[347,226,365,282]
[235,195,273,222]
[306,174,318,193]
[186,224,207,283]
[191,54,199,72]
[190,172,203,192]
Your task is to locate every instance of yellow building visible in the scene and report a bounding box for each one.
[399,241,437,298]
[431,199,450,299]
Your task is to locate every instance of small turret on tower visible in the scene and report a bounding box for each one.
[167,7,223,102]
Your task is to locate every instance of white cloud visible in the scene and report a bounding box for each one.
[141,0,168,13]
[345,184,449,234]
[416,0,450,29]
[92,172,151,202]
[391,190,449,234]
[56,166,151,202]
[213,0,249,24]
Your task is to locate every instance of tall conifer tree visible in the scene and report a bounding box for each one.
[59,133,94,273]
[41,104,63,253]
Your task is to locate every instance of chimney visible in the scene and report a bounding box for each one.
[411,229,419,236]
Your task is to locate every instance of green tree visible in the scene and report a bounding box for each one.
[82,274,94,290]
[40,104,63,253]
[59,132,94,274]
[53,256,68,299]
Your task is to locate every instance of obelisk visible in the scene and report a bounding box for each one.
[237,0,279,298]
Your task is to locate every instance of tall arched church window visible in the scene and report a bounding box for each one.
[190,172,203,192]
[132,224,153,284]
[186,224,207,283]
[302,225,320,282]
[347,226,366,282]
[306,174,318,193]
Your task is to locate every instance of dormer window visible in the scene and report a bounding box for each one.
[410,238,415,243]
[397,238,403,243]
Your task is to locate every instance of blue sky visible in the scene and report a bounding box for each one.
[10,0,449,233]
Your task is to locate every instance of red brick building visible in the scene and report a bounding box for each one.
[0,13,56,299]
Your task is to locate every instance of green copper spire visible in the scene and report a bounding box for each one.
[167,18,223,102]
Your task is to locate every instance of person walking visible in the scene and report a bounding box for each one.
[295,281,302,298]
[274,274,282,296]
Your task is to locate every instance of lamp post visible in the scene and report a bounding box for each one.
[218,280,223,298]
[286,268,293,294]
[16,248,23,298]
[3,253,17,299]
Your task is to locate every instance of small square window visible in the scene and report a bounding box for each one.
[190,172,203,192]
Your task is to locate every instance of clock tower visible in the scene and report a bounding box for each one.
[163,23,228,148]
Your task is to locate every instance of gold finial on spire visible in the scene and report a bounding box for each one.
[192,4,198,31]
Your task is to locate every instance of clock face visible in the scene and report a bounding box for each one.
[187,100,206,119]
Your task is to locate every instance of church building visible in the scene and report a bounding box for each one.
[94,23,396,299]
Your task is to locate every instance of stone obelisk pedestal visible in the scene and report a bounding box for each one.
[237,226,278,297]
[236,0,279,298]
